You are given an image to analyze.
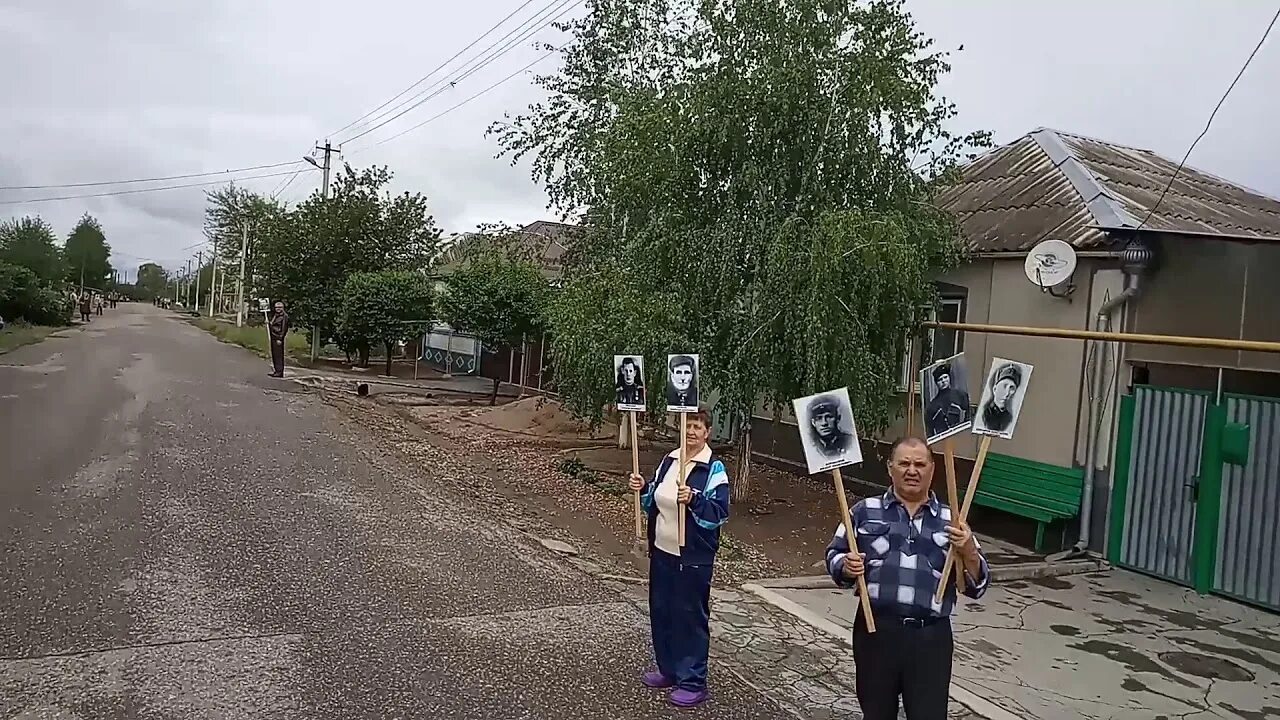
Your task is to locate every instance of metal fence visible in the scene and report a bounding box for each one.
[1216,394,1280,610]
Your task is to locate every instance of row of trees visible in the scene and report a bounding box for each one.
[0,213,114,325]
[484,0,988,493]
[199,165,444,373]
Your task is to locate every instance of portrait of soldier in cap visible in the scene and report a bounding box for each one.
[792,387,863,474]
[665,353,700,412]
[614,354,647,411]
[973,357,1034,439]
[921,353,972,443]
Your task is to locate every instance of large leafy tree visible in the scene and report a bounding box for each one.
[440,249,550,403]
[254,164,441,347]
[135,262,168,301]
[0,216,65,286]
[64,213,113,290]
[337,270,434,374]
[492,0,987,494]
[202,185,283,309]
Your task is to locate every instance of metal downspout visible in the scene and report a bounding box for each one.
[1074,276,1140,555]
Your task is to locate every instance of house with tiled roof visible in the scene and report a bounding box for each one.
[750,128,1280,608]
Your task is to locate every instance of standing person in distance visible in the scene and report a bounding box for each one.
[824,436,990,720]
[268,300,290,378]
[626,408,730,708]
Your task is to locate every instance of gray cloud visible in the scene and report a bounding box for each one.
[1,0,1277,276]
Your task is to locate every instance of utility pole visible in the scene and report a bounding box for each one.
[307,139,336,362]
[185,260,193,308]
[236,223,249,327]
[209,241,219,318]
[194,251,203,314]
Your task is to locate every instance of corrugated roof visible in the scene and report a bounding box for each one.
[937,128,1280,252]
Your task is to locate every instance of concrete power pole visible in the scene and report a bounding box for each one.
[236,223,249,327]
[309,139,335,362]
[194,251,203,314]
[208,241,219,318]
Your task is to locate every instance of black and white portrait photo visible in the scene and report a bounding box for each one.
[613,354,646,412]
[792,387,864,474]
[972,357,1034,439]
[665,353,700,412]
[920,352,973,444]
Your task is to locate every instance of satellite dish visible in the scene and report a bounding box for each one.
[1025,239,1077,296]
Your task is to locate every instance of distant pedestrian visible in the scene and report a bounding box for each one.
[626,407,730,708]
[824,436,990,720]
[79,293,92,322]
[94,294,104,316]
[268,300,290,378]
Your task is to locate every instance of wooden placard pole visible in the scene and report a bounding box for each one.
[935,435,993,604]
[832,468,876,634]
[677,412,688,547]
[942,438,965,594]
[631,411,644,539]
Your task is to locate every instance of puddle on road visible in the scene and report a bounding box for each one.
[1158,651,1254,681]
[1029,575,1075,591]
[1172,635,1280,676]
[1050,624,1081,637]
[1068,639,1197,688]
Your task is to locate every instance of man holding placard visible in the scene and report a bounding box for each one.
[825,436,990,719]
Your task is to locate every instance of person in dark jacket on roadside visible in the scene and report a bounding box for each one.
[268,300,289,377]
[627,407,730,708]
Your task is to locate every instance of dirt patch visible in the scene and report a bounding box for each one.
[467,397,619,440]
[345,392,878,581]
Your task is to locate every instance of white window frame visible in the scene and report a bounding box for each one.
[898,298,965,392]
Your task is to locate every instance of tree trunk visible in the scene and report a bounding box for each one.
[490,376,501,406]
[732,413,753,503]
[358,345,370,368]
[384,343,394,376]
[617,411,630,449]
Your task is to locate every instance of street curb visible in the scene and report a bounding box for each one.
[742,583,1026,720]
[755,559,1104,590]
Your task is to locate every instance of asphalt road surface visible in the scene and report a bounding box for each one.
[0,305,795,719]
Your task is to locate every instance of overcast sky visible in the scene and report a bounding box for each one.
[1,0,1277,277]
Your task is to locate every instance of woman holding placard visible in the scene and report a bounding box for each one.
[626,407,730,708]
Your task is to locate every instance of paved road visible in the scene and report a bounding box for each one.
[0,304,793,719]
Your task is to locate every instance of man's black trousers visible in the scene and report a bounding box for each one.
[852,614,953,720]
[271,339,285,376]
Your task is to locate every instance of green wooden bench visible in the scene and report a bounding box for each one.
[970,452,1084,552]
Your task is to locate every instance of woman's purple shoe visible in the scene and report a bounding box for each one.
[669,688,709,707]
[641,670,675,689]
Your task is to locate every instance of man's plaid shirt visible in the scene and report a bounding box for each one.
[824,490,990,618]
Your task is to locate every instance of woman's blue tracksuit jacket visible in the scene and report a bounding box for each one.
[639,451,731,691]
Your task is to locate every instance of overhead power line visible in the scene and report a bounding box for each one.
[329,0,541,139]
[0,160,304,191]
[337,0,579,146]
[0,168,305,206]
[1136,5,1280,229]
[348,50,556,154]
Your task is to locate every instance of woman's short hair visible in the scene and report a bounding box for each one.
[686,407,713,428]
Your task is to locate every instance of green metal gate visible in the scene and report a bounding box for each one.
[1109,385,1276,610]
[1108,386,1206,585]
[1214,395,1280,611]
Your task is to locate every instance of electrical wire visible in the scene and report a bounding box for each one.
[0,169,304,205]
[271,169,305,200]
[329,0,541,139]
[348,50,556,154]
[0,160,305,191]
[337,0,579,146]
[1135,5,1280,229]
[336,0,572,145]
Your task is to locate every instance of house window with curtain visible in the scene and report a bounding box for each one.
[899,293,966,391]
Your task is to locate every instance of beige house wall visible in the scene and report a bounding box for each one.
[1127,238,1280,374]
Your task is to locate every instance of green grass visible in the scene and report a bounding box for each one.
[192,317,312,364]
[0,322,59,354]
